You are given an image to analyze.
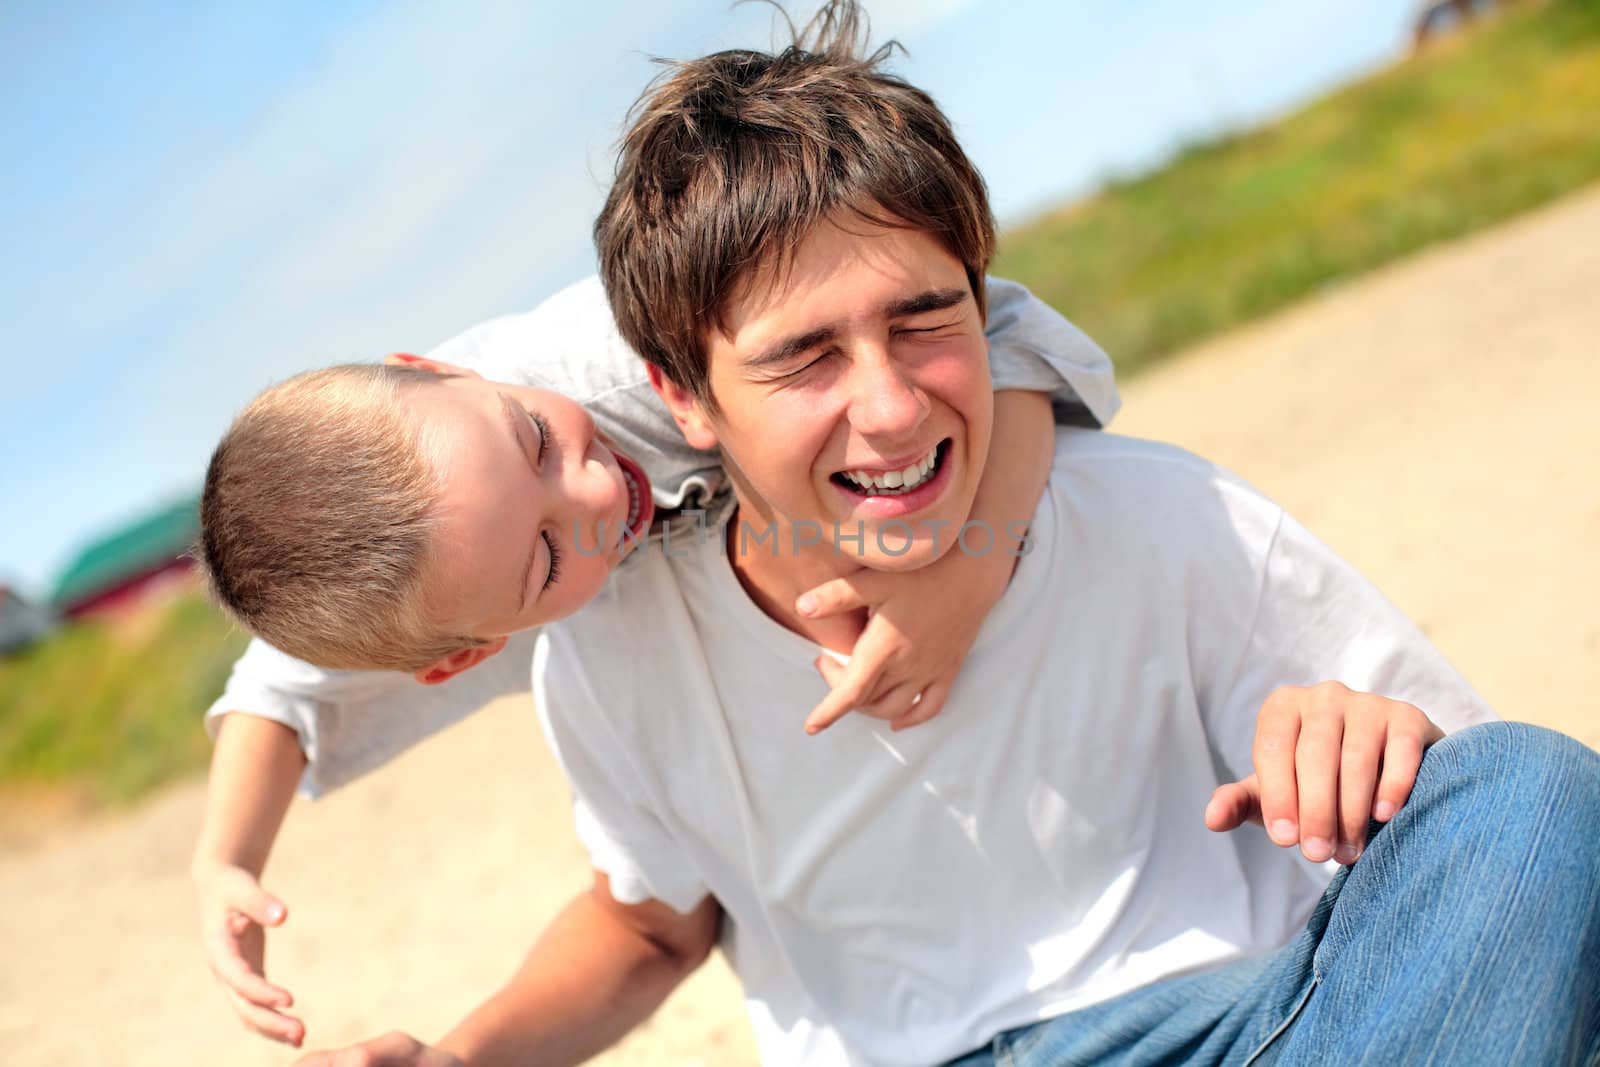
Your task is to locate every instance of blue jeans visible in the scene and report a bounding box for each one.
[944,723,1600,1067]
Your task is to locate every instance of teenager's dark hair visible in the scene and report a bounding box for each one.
[594,0,996,409]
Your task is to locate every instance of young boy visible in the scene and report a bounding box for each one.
[192,269,1122,1046]
[289,5,1598,1066]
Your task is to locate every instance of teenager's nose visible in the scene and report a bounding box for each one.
[845,347,928,441]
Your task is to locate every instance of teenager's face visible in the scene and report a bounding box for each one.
[412,373,654,642]
[669,219,993,573]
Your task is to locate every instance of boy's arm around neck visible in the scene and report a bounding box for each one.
[801,387,1056,732]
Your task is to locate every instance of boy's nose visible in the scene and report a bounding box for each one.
[565,404,600,468]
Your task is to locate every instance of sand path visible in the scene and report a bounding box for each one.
[4,183,1597,1066]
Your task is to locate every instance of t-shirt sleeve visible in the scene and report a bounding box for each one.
[533,631,708,914]
[206,631,538,797]
[1201,505,1499,783]
[982,276,1122,430]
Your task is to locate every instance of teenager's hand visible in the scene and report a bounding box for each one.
[293,1032,463,1067]
[1204,682,1445,864]
[192,857,304,1047]
[797,542,1014,734]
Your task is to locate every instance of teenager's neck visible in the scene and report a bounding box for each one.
[724,506,867,654]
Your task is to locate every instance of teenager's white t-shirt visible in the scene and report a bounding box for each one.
[534,428,1497,1067]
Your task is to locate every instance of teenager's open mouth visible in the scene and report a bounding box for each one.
[830,439,949,497]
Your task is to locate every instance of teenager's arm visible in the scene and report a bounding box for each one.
[191,712,309,1046]
[801,389,1055,732]
[293,876,719,1067]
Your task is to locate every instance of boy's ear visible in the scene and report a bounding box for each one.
[385,352,483,380]
[646,364,719,451]
[413,635,509,686]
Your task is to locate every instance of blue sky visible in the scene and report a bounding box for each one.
[0,0,1415,598]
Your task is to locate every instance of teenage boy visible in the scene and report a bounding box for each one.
[293,7,1599,1067]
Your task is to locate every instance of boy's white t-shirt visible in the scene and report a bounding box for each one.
[534,429,1497,1067]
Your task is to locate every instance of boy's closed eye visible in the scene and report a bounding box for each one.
[525,408,553,464]
[542,531,563,591]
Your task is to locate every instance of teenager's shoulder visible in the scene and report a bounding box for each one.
[1052,426,1228,475]
[1045,428,1284,553]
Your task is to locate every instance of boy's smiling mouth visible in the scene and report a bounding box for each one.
[612,447,655,544]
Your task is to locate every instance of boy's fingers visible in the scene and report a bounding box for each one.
[229,991,305,1047]
[805,657,869,735]
[807,636,902,734]
[1204,777,1260,832]
[889,679,950,732]
[813,654,846,689]
[1336,719,1386,863]
[1253,695,1302,847]
[857,682,920,724]
[210,932,293,1008]
[230,890,288,929]
[217,866,288,926]
[796,572,887,618]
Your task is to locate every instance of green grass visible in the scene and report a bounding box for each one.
[994,0,1600,377]
[0,588,247,807]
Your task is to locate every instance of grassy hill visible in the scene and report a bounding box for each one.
[0,587,247,808]
[994,0,1600,376]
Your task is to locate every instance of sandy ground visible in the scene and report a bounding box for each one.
[4,183,1598,1067]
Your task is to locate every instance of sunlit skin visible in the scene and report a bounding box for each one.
[396,365,654,683]
[651,218,995,642]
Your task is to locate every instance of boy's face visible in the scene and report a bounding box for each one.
[662,218,994,574]
[408,373,655,649]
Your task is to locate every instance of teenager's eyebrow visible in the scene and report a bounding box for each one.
[742,325,838,373]
[500,393,546,610]
[882,287,969,319]
[740,288,970,372]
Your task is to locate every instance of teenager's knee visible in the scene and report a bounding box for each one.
[1422,721,1599,802]
[1414,721,1600,883]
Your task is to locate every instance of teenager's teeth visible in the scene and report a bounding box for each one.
[841,445,939,494]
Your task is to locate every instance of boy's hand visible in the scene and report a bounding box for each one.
[192,857,304,1047]
[797,545,1012,734]
[1205,682,1444,864]
[293,1031,462,1067]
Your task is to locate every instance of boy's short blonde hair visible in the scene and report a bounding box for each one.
[199,364,486,672]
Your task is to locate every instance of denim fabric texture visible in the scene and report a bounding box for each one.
[941,723,1600,1067]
